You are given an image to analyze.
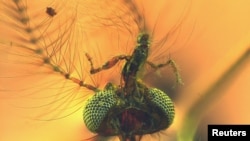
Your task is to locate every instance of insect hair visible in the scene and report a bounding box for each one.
[80,0,194,141]
[0,0,106,120]
[1,1,195,141]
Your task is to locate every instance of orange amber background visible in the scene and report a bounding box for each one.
[1,0,250,141]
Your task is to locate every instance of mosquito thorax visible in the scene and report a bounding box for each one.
[121,33,150,87]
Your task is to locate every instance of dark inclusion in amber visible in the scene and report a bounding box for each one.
[46,7,56,17]
[83,33,175,141]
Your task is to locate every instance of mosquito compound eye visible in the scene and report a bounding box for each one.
[83,90,117,133]
[148,88,175,127]
[82,87,175,136]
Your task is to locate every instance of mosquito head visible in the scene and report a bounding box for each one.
[137,33,150,47]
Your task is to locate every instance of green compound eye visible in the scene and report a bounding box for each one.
[82,87,175,136]
[83,90,116,133]
[148,88,175,126]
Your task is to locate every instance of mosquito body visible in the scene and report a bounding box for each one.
[83,32,177,141]
[1,0,185,141]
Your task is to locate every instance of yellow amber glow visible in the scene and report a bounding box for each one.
[0,0,250,141]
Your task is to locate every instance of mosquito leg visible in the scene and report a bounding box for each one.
[146,59,184,85]
[85,53,130,74]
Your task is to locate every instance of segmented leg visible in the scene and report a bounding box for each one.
[85,53,130,74]
[146,59,184,85]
